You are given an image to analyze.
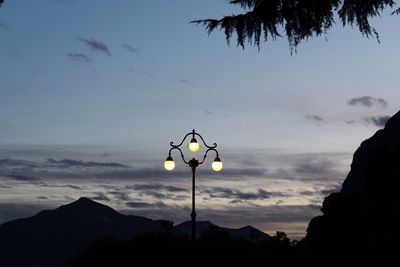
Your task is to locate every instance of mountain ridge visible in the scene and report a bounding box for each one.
[0,197,170,267]
[0,197,270,267]
[172,220,271,241]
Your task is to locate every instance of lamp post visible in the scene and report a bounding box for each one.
[164,129,223,240]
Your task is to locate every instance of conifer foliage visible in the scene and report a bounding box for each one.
[192,0,399,51]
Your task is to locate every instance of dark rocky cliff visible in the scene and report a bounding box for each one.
[303,111,400,265]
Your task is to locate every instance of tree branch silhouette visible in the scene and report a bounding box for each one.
[192,0,399,52]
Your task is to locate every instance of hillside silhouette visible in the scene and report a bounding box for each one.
[172,220,271,242]
[0,197,171,267]
[303,110,400,265]
[0,197,272,267]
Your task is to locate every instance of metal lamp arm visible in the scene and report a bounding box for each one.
[193,133,217,149]
[199,148,219,165]
[169,147,189,164]
[170,132,193,148]
[170,129,217,149]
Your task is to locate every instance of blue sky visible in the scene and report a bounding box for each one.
[1,0,400,239]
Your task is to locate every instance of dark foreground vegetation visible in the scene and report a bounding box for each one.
[71,226,398,267]
[71,231,299,267]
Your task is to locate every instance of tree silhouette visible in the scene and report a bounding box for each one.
[193,0,400,52]
[71,232,300,267]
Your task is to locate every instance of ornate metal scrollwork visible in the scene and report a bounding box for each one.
[168,129,219,165]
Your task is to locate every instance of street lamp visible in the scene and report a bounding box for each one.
[164,129,222,240]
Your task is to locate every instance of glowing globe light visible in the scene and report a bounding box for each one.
[212,157,223,172]
[164,156,175,171]
[188,138,200,152]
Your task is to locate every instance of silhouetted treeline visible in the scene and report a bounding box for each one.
[70,203,400,267]
[302,192,400,266]
[70,231,299,267]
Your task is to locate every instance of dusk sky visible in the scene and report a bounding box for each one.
[1,0,400,239]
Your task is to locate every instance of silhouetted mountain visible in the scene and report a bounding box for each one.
[172,221,271,242]
[0,197,171,267]
[303,111,400,265]
[172,220,218,237]
[341,111,400,195]
[230,225,271,242]
[0,197,272,267]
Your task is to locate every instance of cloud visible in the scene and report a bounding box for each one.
[205,110,231,118]
[266,153,347,182]
[104,184,288,204]
[62,184,82,190]
[69,165,266,181]
[0,157,139,186]
[347,96,388,108]
[0,159,42,183]
[0,158,37,168]
[76,37,111,55]
[67,53,91,63]
[37,183,82,190]
[0,153,344,185]
[202,187,287,200]
[0,158,155,181]
[108,190,131,201]
[179,78,193,86]
[126,67,154,78]
[5,49,20,58]
[320,184,342,196]
[201,204,321,225]
[0,22,11,30]
[58,0,78,6]
[122,44,140,54]
[293,158,334,175]
[0,203,52,225]
[364,115,391,127]
[128,184,187,193]
[91,192,110,201]
[46,158,129,168]
[126,201,167,209]
[127,184,188,200]
[215,168,267,178]
[305,114,324,123]
[4,174,40,181]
